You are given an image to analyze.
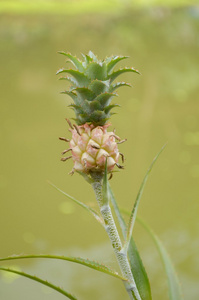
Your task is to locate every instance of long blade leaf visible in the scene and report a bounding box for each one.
[0,267,77,300]
[137,217,184,300]
[48,181,102,224]
[108,184,152,300]
[0,254,126,281]
[124,144,166,252]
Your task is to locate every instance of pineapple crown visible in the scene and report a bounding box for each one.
[57,51,139,126]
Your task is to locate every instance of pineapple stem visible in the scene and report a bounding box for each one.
[90,172,142,300]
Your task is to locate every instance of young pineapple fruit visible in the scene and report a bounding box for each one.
[57,51,139,174]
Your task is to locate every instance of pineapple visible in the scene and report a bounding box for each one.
[57,51,139,174]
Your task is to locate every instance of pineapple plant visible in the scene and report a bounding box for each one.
[57,51,139,175]
[0,51,183,300]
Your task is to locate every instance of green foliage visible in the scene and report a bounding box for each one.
[138,218,184,300]
[48,181,103,224]
[0,254,126,281]
[0,267,78,300]
[57,51,139,126]
[124,144,167,252]
[107,183,152,300]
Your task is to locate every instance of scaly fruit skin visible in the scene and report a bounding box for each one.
[68,123,120,173]
[57,51,139,127]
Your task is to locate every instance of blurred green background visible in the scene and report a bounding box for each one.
[0,1,199,299]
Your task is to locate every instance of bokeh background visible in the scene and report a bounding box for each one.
[0,0,199,299]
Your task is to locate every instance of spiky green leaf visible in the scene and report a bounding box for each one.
[73,87,94,101]
[58,52,138,125]
[58,51,84,72]
[57,69,89,87]
[85,62,107,80]
[88,51,98,62]
[89,100,103,111]
[89,110,107,123]
[109,68,140,83]
[68,104,84,115]
[107,56,129,74]
[0,267,77,300]
[89,79,110,95]
[58,76,77,86]
[61,90,77,102]
[104,104,120,114]
[95,92,117,108]
[110,82,132,92]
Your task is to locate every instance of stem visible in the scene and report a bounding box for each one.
[91,172,142,300]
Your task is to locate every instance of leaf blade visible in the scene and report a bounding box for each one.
[107,56,129,74]
[125,144,167,252]
[58,51,84,72]
[0,267,77,300]
[56,69,89,87]
[108,184,152,300]
[137,217,184,300]
[108,67,140,83]
[0,255,126,281]
[47,181,102,224]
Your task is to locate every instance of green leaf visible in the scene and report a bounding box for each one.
[73,87,94,101]
[88,51,98,62]
[58,76,77,86]
[95,92,117,108]
[110,82,132,92]
[68,104,84,115]
[124,144,166,252]
[108,67,140,83]
[61,90,78,102]
[56,69,89,87]
[137,217,184,300]
[47,181,102,224]
[0,255,127,281]
[104,104,120,114]
[88,79,109,95]
[108,184,152,300]
[89,110,107,122]
[58,51,84,72]
[85,62,107,80]
[89,100,103,111]
[81,53,92,66]
[0,267,77,300]
[102,158,109,205]
[107,56,129,74]
[76,170,94,184]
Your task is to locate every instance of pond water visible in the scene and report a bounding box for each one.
[0,7,199,300]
